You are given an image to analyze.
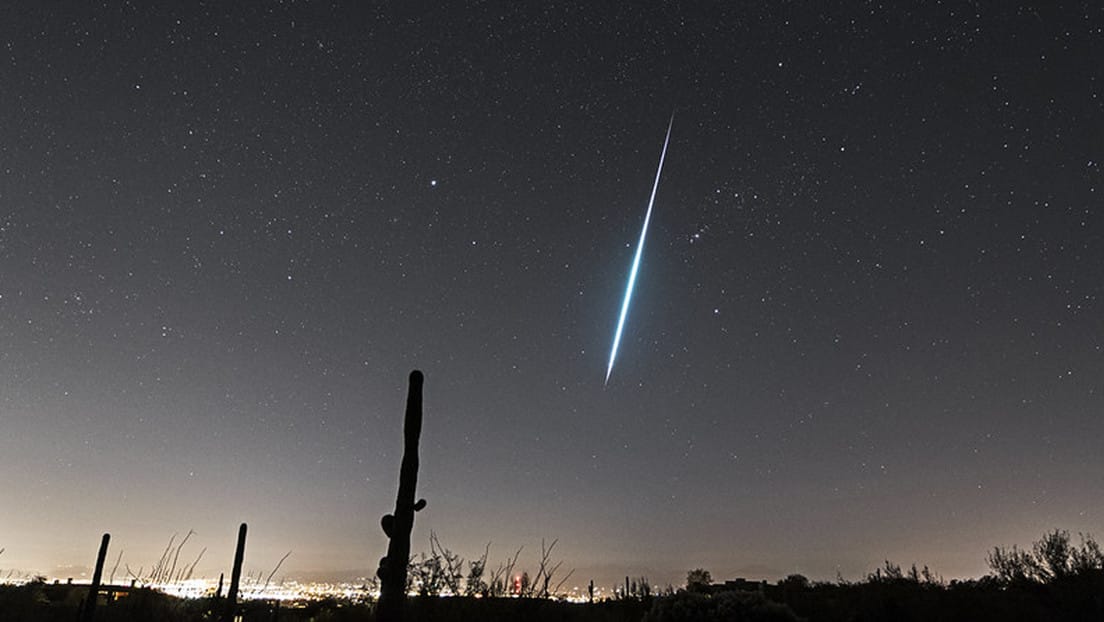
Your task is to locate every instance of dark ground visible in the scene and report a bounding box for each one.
[3,573,1103,622]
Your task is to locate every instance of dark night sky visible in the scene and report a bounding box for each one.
[1,2,1102,587]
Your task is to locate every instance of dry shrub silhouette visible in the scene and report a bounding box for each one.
[988,529,1104,584]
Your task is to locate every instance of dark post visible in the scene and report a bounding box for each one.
[80,533,110,622]
[376,370,427,622]
[221,523,247,622]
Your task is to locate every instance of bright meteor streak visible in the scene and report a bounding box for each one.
[605,114,675,385]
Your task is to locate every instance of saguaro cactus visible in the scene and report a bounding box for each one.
[376,370,427,622]
[80,533,110,622]
[221,523,247,622]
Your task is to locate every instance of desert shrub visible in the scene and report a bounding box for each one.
[686,569,713,593]
[988,529,1104,585]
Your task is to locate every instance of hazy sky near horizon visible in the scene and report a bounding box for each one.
[1,2,1102,588]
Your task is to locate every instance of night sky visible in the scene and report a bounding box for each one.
[2,2,1102,587]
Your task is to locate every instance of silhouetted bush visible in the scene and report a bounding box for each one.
[0,580,49,622]
[5,527,1103,621]
[988,529,1103,585]
[685,568,712,593]
[0,584,208,622]
[777,574,809,591]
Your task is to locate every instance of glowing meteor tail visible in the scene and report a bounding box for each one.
[605,114,675,385]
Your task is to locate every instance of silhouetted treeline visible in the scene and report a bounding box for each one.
[759,569,1104,622]
[3,529,1101,621]
[0,584,646,622]
[711,529,1104,622]
[0,582,215,622]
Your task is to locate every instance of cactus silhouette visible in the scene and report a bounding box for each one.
[376,370,427,622]
[221,523,247,622]
[80,533,110,622]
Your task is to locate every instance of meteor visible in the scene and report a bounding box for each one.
[605,114,675,385]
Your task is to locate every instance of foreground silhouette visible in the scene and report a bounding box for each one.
[376,370,428,622]
[2,553,1102,622]
[5,420,1101,622]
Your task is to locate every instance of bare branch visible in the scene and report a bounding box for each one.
[184,547,207,582]
[263,551,292,592]
[429,532,464,595]
[465,542,491,597]
[109,549,124,585]
[150,533,177,583]
[553,568,576,595]
[167,530,195,585]
[502,547,523,596]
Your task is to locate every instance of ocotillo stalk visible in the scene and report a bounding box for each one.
[80,533,110,622]
[376,370,427,622]
[221,523,247,622]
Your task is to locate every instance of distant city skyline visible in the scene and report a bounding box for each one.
[1,2,1101,589]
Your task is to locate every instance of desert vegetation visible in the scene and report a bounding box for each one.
[3,375,1101,621]
[3,528,1103,621]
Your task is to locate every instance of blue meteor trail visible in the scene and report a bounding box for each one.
[605,114,675,385]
